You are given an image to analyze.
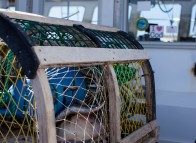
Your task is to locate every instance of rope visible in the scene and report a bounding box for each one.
[0,50,13,109]
[0,50,16,117]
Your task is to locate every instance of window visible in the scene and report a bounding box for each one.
[139,4,181,42]
[91,6,98,24]
[0,0,15,10]
[8,6,15,11]
[189,5,196,37]
[49,6,85,22]
[128,4,132,20]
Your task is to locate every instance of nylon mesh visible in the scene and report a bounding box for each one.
[114,62,147,138]
[85,29,154,141]
[46,65,109,142]
[0,40,39,143]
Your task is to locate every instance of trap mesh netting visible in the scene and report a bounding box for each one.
[51,65,109,142]
[79,28,155,139]
[0,12,156,143]
[0,40,38,143]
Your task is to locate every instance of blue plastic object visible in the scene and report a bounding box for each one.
[47,67,87,115]
[0,67,87,119]
[12,78,34,119]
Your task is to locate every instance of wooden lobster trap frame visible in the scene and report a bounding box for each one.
[0,9,159,143]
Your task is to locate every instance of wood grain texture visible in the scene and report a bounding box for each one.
[142,61,154,122]
[150,126,160,142]
[33,46,149,67]
[31,69,57,143]
[0,9,118,32]
[120,120,159,143]
[105,64,121,143]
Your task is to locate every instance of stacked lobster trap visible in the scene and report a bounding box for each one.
[0,9,159,143]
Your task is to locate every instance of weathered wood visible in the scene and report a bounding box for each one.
[0,9,118,32]
[142,137,156,143]
[105,64,121,143]
[120,120,159,143]
[142,126,160,143]
[150,126,160,142]
[142,61,154,122]
[31,69,57,143]
[33,46,149,67]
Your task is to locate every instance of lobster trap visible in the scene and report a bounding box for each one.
[0,9,159,143]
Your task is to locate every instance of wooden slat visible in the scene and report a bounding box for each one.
[0,9,118,32]
[142,137,156,143]
[142,126,160,143]
[142,61,154,122]
[33,46,149,67]
[31,69,57,143]
[120,120,159,143]
[150,126,160,142]
[105,64,121,143]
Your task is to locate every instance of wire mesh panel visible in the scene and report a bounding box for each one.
[0,40,39,143]
[13,19,97,47]
[45,65,109,142]
[74,28,137,49]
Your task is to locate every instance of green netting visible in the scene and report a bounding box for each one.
[113,64,137,84]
